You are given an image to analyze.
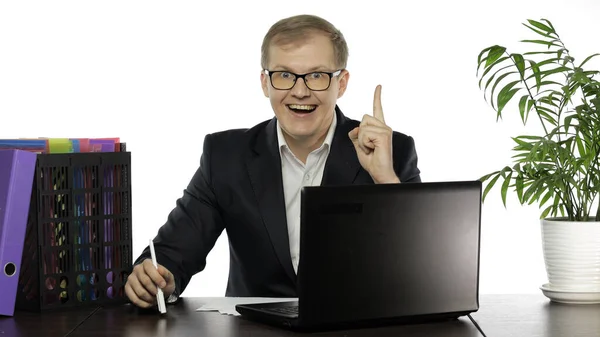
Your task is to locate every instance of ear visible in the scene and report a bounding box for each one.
[260,71,269,98]
[336,70,350,98]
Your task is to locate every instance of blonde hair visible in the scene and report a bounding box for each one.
[261,14,349,70]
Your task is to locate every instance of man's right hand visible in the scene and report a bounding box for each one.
[125,259,176,308]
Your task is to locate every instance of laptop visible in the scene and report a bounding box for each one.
[236,180,482,331]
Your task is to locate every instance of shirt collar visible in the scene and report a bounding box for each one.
[277,111,337,154]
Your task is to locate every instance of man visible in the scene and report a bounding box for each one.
[125,14,421,309]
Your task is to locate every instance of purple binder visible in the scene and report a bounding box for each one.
[0,149,37,316]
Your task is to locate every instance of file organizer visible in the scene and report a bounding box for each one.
[15,151,133,311]
[0,150,38,316]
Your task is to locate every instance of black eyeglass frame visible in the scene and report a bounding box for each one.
[263,69,343,91]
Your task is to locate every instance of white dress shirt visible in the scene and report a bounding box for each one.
[277,113,337,273]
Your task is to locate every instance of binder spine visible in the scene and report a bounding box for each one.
[0,150,37,316]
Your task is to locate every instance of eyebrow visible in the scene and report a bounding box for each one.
[270,65,333,73]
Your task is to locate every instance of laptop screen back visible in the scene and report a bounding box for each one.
[296,181,482,326]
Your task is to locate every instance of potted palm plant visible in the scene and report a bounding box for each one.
[476,18,600,303]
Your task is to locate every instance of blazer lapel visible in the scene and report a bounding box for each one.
[321,106,363,186]
[245,118,297,284]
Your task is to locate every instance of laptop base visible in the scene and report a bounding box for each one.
[236,301,299,330]
[236,301,471,332]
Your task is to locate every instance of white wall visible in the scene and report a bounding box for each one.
[2,0,599,297]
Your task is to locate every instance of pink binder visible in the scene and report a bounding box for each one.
[0,149,37,316]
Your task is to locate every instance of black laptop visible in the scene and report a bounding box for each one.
[236,180,482,331]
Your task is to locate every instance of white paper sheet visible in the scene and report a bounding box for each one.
[195,297,297,316]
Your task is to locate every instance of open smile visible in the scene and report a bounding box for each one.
[287,104,317,114]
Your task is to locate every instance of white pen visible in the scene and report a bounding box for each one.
[149,239,167,314]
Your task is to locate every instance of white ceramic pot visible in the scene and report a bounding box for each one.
[540,217,600,303]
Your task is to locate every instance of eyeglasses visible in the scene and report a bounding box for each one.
[264,69,343,91]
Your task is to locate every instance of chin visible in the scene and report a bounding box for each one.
[286,127,317,139]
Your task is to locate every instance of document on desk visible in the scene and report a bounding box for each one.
[196,297,297,316]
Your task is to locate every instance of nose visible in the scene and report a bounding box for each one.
[290,78,310,98]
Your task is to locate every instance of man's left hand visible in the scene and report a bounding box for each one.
[348,84,400,184]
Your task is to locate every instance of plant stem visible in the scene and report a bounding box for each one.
[513,51,576,219]
[564,49,600,221]
[596,197,600,221]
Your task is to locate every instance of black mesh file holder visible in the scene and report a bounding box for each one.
[15,152,132,311]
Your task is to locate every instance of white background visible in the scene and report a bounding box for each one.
[2,0,599,297]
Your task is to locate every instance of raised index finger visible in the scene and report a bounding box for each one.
[373,84,384,122]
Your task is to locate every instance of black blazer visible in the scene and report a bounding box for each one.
[134,106,421,298]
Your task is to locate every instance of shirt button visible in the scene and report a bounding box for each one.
[305,174,310,181]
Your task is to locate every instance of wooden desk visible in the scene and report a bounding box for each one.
[472,294,600,337]
[0,306,99,337]
[67,297,482,337]
[2,294,600,336]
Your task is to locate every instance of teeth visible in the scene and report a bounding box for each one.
[288,104,316,110]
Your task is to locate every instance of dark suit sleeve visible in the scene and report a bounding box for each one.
[394,134,421,183]
[134,133,225,296]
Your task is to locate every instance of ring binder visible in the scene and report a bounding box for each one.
[0,150,38,317]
